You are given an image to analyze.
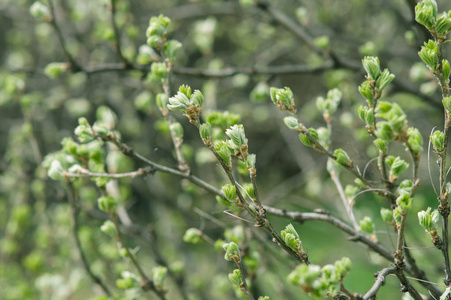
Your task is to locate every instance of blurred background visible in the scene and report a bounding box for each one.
[1,0,451,299]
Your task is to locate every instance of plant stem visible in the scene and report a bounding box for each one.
[67,183,112,297]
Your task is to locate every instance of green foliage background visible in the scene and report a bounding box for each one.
[1,0,451,299]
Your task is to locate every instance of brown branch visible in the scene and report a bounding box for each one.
[66,183,112,297]
[363,267,397,300]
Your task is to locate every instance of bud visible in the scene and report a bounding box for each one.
[152,266,168,289]
[393,207,402,226]
[222,184,237,201]
[359,217,374,234]
[44,62,68,78]
[164,40,182,63]
[283,116,299,130]
[74,118,94,142]
[389,157,409,181]
[244,251,260,272]
[223,242,240,261]
[156,93,169,110]
[443,59,451,82]
[244,183,255,199]
[333,148,351,166]
[396,193,412,213]
[415,0,438,30]
[270,87,295,112]
[431,130,445,152]
[314,35,330,50]
[435,12,451,37]
[179,84,192,98]
[334,257,352,278]
[358,81,374,104]
[116,271,139,290]
[190,90,204,107]
[375,69,395,91]
[48,160,64,180]
[250,82,269,102]
[169,122,184,140]
[30,2,50,21]
[362,56,380,80]
[299,128,319,147]
[246,154,256,171]
[97,195,118,213]
[228,269,242,287]
[373,138,388,154]
[344,185,359,198]
[214,141,232,167]
[375,121,394,141]
[281,224,302,251]
[407,127,423,155]
[381,208,394,223]
[93,124,109,137]
[167,91,189,112]
[183,228,202,244]
[199,123,212,142]
[100,220,117,237]
[226,124,247,149]
[418,40,439,71]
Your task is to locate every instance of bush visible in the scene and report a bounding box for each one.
[2,0,451,299]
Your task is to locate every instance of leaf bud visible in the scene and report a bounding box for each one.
[283,116,299,130]
[44,62,68,78]
[380,208,394,223]
[48,160,64,180]
[358,81,374,104]
[359,216,374,234]
[183,228,202,244]
[152,266,168,289]
[375,121,394,141]
[376,69,395,91]
[373,138,388,154]
[97,195,118,213]
[333,148,351,166]
[223,242,240,261]
[164,40,182,63]
[443,59,451,82]
[362,56,380,80]
[407,127,423,155]
[299,128,319,147]
[30,2,50,21]
[415,0,438,30]
[443,96,451,112]
[431,130,445,152]
[396,193,412,213]
[228,269,242,287]
[169,122,184,140]
[100,220,117,237]
[222,184,237,201]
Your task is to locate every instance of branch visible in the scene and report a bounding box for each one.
[66,183,112,297]
[46,0,82,71]
[363,267,396,300]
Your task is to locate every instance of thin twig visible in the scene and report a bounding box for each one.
[66,183,112,297]
[363,267,396,299]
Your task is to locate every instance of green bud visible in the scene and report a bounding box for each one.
[431,130,445,152]
[398,179,413,195]
[407,127,423,155]
[191,90,204,107]
[396,193,412,213]
[179,84,192,98]
[314,35,330,50]
[418,40,438,71]
[169,122,184,140]
[376,69,395,91]
[226,124,247,149]
[199,123,212,142]
[281,224,302,251]
[152,266,168,289]
[214,141,232,167]
[359,216,374,234]
[362,56,380,80]
[244,183,255,199]
[168,91,189,112]
[150,62,167,82]
[156,93,169,114]
[354,178,366,188]
[358,81,374,104]
[270,87,295,112]
[100,220,117,237]
[333,148,351,166]
[418,207,440,232]
[375,121,394,141]
[93,124,109,137]
[222,184,237,201]
[183,228,202,244]
[97,195,118,213]
[335,257,352,278]
[30,2,50,21]
[48,160,64,180]
[299,128,319,147]
[435,13,451,36]
[74,124,94,143]
[223,242,240,261]
[393,207,402,226]
[389,157,409,181]
[381,208,394,223]
[373,138,388,154]
[164,40,182,63]
[415,0,438,30]
[134,91,153,113]
[344,185,359,198]
[44,62,68,78]
[283,116,299,130]
[228,269,242,287]
[443,96,451,112]
[246,154,256,170]
[316,127,330,148]
[443,59,451,82]
[116,271,139,290]
[258,297,269,300]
